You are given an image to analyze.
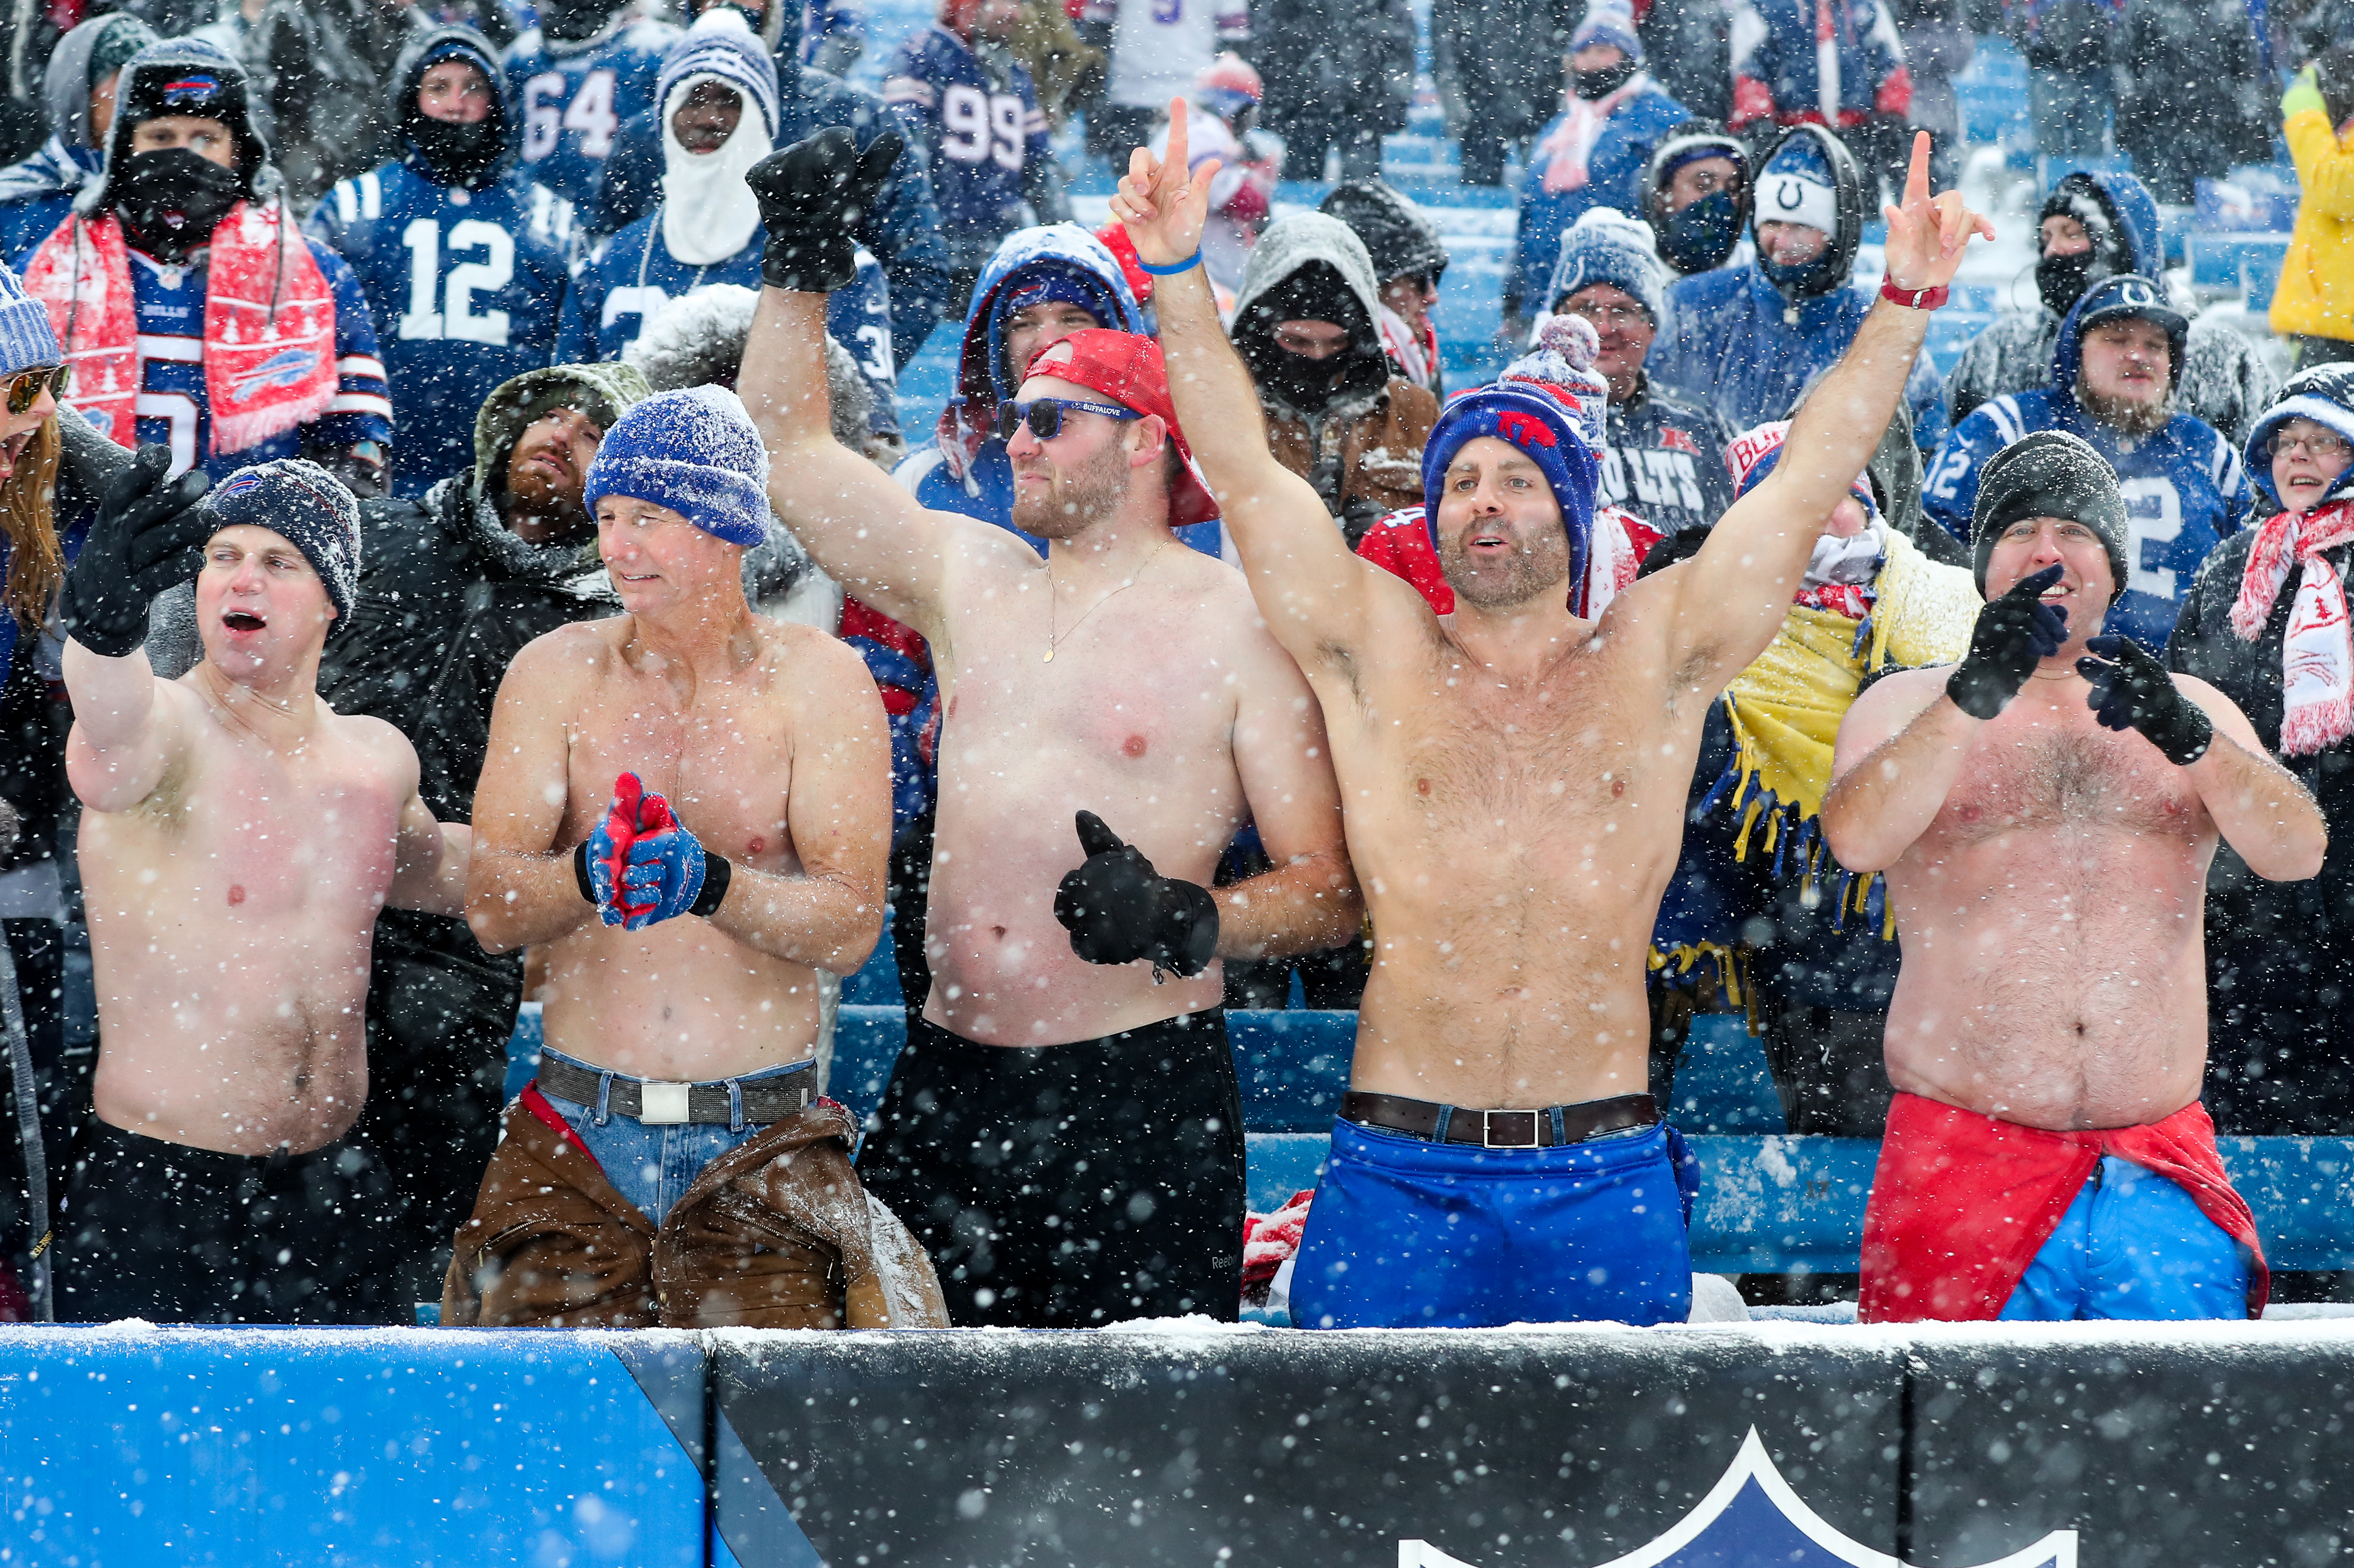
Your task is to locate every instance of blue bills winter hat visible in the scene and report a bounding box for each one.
[583,385,771,546]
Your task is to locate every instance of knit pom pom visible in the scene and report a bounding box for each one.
[1538,312,1600,370]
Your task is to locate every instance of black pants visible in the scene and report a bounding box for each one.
[1757,995,1894,1138]
[888,812,936,1021]
[54,1115,406,1324]
[856,1008,1245,1327]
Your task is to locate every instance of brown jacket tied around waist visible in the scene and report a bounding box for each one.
[440,1089,950,1330]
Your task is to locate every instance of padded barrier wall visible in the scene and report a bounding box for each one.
[11,1320,2354,1566]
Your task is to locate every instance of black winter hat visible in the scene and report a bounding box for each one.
[1971,430,2129,604]
[1319,180,1449,284]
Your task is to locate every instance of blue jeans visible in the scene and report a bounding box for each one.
[1290,1117,1694,1329]
[537,1049,812,1225]
[1998,1155,2250,1322]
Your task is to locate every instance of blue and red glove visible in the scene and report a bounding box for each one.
[619,789,733,930]
[572,772,645,926]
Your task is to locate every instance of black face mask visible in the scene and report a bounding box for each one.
[1573,58,1640,100]
[409,114,505,188]
[539,0,613,41]
[1659,188,1741,273]
[2035,246,2104,316]
[114,148,242,263]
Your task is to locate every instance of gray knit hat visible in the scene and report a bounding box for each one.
[1970,430,2128,604]
[209,459,361,631]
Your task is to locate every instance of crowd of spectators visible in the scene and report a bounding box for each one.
[0,0,2344,1333]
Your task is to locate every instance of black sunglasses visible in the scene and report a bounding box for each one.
[992,396,1142,443]
[3,362,67,416]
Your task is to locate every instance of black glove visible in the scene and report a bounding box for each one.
[63,444,213,658]
[2077,634,2214,765]
[744,126,905,294]
[1946,563,2069,721]
[1052,810,1219,979]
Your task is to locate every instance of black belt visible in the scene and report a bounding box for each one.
[535,1056,816,1125]
[1341,1090,1657,1149]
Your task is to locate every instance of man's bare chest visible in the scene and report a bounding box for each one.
[1936,716,2203,847]
[938,607,1238,775]
[564,679,798,862]
[145,742,405,915]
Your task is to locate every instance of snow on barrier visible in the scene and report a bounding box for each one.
[12,1318,2354,1565]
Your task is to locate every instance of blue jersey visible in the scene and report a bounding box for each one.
[556,214,899,438]
[1923,391,2255,651]
[307,162,575,498]
[502,17,679,211]
[127,241,394,481]
[882,26,1053,270]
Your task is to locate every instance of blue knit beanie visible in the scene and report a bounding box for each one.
[584,386,771,546]
[988,264,1121,395]
[656,7,781,140]
[1421,326,1600,592]
[0,253,58,381]
[209,458,361,631]
[1548,208,1667,322]
[1572,0,1644,62]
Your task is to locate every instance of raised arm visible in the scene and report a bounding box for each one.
[1667,133,1992,689]
[739,130,982,636]
[60,446,216,814]
[1215,625,1361,960]
[701,639,892,973]
[1111,101,1418,666]
[465,635,604,954]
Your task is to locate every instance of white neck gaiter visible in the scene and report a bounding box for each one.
[661,72,774,267]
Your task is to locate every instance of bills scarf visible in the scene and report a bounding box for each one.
[2229,499,2354,755]
[23,198,337,456]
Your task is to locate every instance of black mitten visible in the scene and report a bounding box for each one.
[1052,810,1219,978]
[1946,563,2069,720]
[744,126,905,294]
[2077,634,2214,765]
[63,444,213,657]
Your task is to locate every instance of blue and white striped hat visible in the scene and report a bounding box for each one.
[0,254,60,381]
[655,7,781,140]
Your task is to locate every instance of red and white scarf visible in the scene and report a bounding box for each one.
[2230,499,2354,755]
[1538,75,1652,195]
[23,199,338,456]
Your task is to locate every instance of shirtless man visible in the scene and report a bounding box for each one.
[738,129,1359,1328]
[451,387,944,1331]
[1822,430,2324,1323]
[56,454,472,1324]
[1115,120,1990,1329]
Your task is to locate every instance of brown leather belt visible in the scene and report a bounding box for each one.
[1340,1090,1657,1149]
[535,1055,816,1126]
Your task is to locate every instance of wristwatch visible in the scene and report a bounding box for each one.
[1879,275,1949,311]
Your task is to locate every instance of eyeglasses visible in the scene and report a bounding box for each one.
[2270,429,2354,461]
[993,397,1142,442]
[3,363,68,416]
[1558,299,1650,329]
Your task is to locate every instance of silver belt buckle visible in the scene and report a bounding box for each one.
[639,1081,692,1124]
[1482,1109,1540,1149]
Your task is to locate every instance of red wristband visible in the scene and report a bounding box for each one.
[1880,275,1948,311]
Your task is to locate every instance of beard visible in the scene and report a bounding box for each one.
[1011,441,1131,538]
[2079,383,2173,439]
[1435,519,1572,612]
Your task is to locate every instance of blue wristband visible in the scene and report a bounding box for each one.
[1135,250,1202,277]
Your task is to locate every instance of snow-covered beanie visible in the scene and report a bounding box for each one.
[658,9,780,267]
[1724,420,1877,516]
[1503,314,1608,448]
[1969,430,2127,603]
[2244,363,2354,513]
[209,459,361,630]
[1421,320,1601,584]
[1754,135,1837,235]
[1547,207,1666,322]
[1572,0,1644,61]
[584,385,771,546]
[0,251,58,379]
[2064,272,2186,393]
[655,7,781,140]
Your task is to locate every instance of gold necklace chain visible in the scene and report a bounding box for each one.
[1045,537,1174,663]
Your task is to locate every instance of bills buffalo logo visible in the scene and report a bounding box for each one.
[1494,410,1558,449]
[227,348,320,404]
[1398,1428,2075,1568]
[160,75,221,99]
[213,472,265,504]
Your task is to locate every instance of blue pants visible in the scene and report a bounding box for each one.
[538,1049,811,1225]
[1289,1117,1693,1329]
[1997,1155,2250,1322]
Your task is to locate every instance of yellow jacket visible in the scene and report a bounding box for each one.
[2272,105,2354,340]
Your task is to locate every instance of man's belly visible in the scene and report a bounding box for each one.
[539,923,825,1081]
[89,953,373,1156]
